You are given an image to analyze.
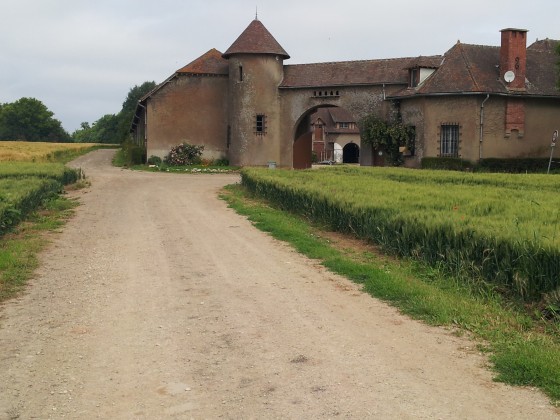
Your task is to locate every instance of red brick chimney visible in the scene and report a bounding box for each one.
[500,28,528,91]
[500,28,528,138]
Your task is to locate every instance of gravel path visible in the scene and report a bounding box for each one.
[0,149,558,419]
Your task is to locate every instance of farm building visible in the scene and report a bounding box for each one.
[130,19,560,168]
[310,107,361,164]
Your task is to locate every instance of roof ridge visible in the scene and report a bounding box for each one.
[285,55,443,67]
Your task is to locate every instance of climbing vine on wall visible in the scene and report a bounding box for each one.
[359,115,415,166]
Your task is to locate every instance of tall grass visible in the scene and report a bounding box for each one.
[0,142,88,235]
[0,178,63,235]
[0,162,80,185]
[0,141,103,163]
[241,166,560,302]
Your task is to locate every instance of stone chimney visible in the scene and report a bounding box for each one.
[500,28,528,91]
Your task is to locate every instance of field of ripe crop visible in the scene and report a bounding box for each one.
[241,166,560,301]
[0,142,88,235]
[0,141,100,162]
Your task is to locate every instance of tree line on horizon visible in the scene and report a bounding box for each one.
[0,81,156,144]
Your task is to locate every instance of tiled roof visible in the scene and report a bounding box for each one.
[177,48,229,75]
[223,19,289,59]
[528,38,560,52]
[328,107,355,123]
[390,41,560,98]
[280,56,442,88]
[311,107,359,134]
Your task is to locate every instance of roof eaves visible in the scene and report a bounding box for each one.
[279,82,406,89]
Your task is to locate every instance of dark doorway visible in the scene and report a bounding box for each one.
[343,143,360,163]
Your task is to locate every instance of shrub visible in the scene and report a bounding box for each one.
[214,158,230,166]
[121,142,146,166]
[164,143,204,166]
[147,155,162,165]
[478,158,551,173]
[421,157,473,171]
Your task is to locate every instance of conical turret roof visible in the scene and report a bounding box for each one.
[223,19,290,59]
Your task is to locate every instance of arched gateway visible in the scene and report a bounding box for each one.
[131,20,560,169]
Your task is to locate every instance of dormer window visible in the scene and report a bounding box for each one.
[409,67,436,87]
[410,68,419,87]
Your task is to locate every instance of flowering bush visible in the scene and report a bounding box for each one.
[164,143,204,166]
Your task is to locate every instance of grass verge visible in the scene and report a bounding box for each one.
[0,194,78,303]
[220,183,560,405]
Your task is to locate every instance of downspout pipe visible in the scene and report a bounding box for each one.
[479,94,490,160]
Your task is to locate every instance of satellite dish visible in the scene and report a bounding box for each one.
[504,71,515,83]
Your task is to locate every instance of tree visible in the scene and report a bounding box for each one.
[71,81,156,144]
[0,97,71,142]
[359,114,415,166]
[116,81,156,143]
[557,43,560,88]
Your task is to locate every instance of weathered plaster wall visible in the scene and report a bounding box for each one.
[146,74,229,159]
[279,85,401,167]
[401,95,559,165]
[227,54,284,166]
[483,97,557,159]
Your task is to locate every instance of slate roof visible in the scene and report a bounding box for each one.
[280,56,442,88]
[223,19,290,59]
[389,40,560,99]
[177,48,228,75]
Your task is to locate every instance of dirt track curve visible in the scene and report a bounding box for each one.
[0,149,558,419]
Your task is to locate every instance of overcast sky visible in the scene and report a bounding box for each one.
[1,0,559,133]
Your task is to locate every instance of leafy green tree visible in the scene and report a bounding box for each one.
[0,97,71,142]
[71,122,92,143]
[359,114,415,165]
[116,81,156,143]
[71,81,156,144]
[557,43,560,88]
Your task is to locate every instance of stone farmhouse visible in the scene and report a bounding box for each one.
[131,19,560,168]
[310,107,360,164]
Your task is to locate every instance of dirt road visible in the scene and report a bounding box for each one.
[0,149,557,419]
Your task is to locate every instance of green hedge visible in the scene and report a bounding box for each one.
[421,157,473,171]
[478,158,552,173]
[421,157,556,173]
[0,178,62,235]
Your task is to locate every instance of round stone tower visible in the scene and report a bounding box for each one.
[222,19,290,166]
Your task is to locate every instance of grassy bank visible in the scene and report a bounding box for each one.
[0,197,77,301]
[221,182,560,404]
[0,141,96,301]
[241,166,560,303]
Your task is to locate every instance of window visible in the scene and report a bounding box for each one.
[227,125,231,148]
[255,114,267,135]
[440,124,459,157]
[239,65,243,82]
[410,68,418,87]
[338,122,350,129]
